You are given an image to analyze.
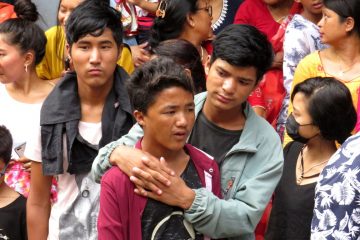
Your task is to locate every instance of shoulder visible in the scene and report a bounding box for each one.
[247,107,280,144]
[101,166,131,187]
[45,26,62,40]
[194,92,207,109]
[301,51,320,63]
[296,51,321,70]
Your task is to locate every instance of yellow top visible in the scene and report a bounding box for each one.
[36,26,134,80]
[283,51,360,146]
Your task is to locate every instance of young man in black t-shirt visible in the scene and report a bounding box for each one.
[93,24,284,239]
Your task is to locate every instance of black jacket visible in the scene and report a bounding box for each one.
[40,66,134,175]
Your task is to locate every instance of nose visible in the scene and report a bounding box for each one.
[176,111,189,128]
[222,78,236,94]
[317,16,324,28]
[63,12,71,26]
[89,48,101,64]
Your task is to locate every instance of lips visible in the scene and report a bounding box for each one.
[216,93,233,104]
[313,2,323,9]
[88,68,102,76]
[173,131,188,140]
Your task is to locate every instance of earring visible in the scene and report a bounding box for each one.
[24,64,28,73]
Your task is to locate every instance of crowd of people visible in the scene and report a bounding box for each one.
[0,0,359,239]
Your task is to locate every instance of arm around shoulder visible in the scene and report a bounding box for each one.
[91,123,144,182]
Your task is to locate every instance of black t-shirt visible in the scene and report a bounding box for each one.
[266,141,316,240]
[189,111,242,164]
[0,195,27,240]
[141,159,203,240]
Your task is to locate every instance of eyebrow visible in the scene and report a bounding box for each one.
[76,40,114,45]
[163,102,194,109]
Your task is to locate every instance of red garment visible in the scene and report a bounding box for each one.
[0,2,16,23]
[235,0,302,128]
[234,0,279,40]
[98,141,221,240]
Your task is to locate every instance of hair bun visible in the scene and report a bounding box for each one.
[14,0,38,22]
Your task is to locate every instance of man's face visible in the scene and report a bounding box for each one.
[205,59,258,112]
[136,87,195,154]
[68,28,120,89]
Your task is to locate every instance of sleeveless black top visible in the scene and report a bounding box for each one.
[266,141,316,240]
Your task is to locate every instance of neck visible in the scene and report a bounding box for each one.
[8,71,42,95]
[77,78,113,106]
[304,137,337,163]
[141,137,189,175]
[268,0,292,10]
[331,37,360,64]
[301,11,322,25]
[267,0,292,16]
[179,31,202,49]
[202,99,245,130]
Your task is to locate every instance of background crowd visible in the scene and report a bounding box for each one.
[0,0,359,239]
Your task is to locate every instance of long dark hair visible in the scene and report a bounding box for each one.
[0,0,46,65]
[148,0,199,50]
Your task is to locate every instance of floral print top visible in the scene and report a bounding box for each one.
[277,14,326,138]
[311,132,360,239]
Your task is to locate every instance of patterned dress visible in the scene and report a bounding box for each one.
[311,132,360,239]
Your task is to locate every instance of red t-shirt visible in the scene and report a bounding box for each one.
[234,0,280,40]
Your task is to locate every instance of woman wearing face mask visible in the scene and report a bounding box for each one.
[266,77,356,240]
[284,0,360,145]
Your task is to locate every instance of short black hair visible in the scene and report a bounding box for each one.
[211,24,274,82]
[127,57,195,114]
[148,0,198,50]
[65,0,122,47]
[291,77,356,144]
[152,39,206,93]
[0,0,46,65]
[324,0,360,35]
[0,125,13,164]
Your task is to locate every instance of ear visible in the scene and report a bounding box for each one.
[184,68,192,78]
[345,16,355,33]
[204,57,211,75]
[186,13,196,28]
[66,43,71,59]
[133,110,146,127]
[23,51,35,67]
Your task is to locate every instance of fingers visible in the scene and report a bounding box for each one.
[23,162,32,171]
[131,167,163,195]
[141,157,173,186]
[159,157,175,176]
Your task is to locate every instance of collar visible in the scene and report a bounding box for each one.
[40,66,132,125]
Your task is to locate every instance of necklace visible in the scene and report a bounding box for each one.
[297,145,328,184]
[274,15,287,23]
[334,51,358,78]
